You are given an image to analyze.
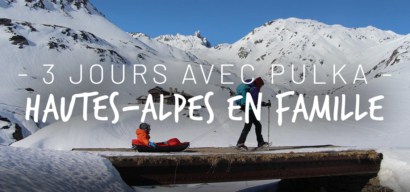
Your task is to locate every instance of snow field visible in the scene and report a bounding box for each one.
[0,145,133,192]
[1,0,410,191]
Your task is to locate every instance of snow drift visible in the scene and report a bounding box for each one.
[0,145,133,192]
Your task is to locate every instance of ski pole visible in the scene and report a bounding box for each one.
[268,100,271,144]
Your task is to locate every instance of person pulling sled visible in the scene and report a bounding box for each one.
[235,77,271,151]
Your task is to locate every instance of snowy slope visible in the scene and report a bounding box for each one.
[12,63,410,150]
[2,11,409,148]
[1,0,409,149]
[0,18,230,144]
[11,45,410,149]
[0,0,232,145]
[175,18,409,93]
[0,145,133,192]
[2,1,410,190]
[132,18,410,96]
[128,32,204,64]
[0,0,130,41]
[0,109,39,146]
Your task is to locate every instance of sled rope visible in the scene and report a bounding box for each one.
[190,111,243,144]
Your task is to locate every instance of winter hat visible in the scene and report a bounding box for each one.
[254,77,264,90]
[139,123,151,132]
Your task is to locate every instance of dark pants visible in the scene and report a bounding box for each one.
[237,110,264,145]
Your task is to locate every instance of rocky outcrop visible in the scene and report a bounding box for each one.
[0,18,12,26]
[194,30,211,48]
[9,35,29,48]
[20,0,104,16]
[0,115,24,142]
[154,30,212,50]
[237,47,251,59]
[12,123,23,141]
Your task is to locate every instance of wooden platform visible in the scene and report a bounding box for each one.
[72,145,382,186]
[72,144,340,153]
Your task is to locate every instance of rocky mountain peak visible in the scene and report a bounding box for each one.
[128,32,150,39]
[194,30,202,38]
[154,30,212,50]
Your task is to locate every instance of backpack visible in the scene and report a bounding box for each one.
[235,83,255,106]
[167,138,183,146]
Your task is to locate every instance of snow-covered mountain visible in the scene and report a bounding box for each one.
[128,31,213,64]
[140,18,410,96]
[127,32,204,63]
[0,0,144,144]
[1,0,410,152]
[155,30,212,50]
[185,18,409,93]
[0,0,229,145]
[2,2,410,191]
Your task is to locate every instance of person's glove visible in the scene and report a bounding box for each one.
[240,104,245,111]
[148,142,156,148]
